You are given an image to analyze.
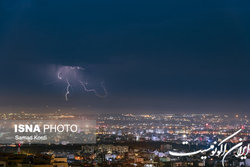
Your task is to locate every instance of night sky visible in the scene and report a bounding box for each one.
[0,0,249,114]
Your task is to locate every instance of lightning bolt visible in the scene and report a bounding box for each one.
[79,81,108,98]
[57,72,62,80]
[65,79,70,101]
[56,65,108,101]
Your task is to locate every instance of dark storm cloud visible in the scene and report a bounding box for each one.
[0,0,249,113]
